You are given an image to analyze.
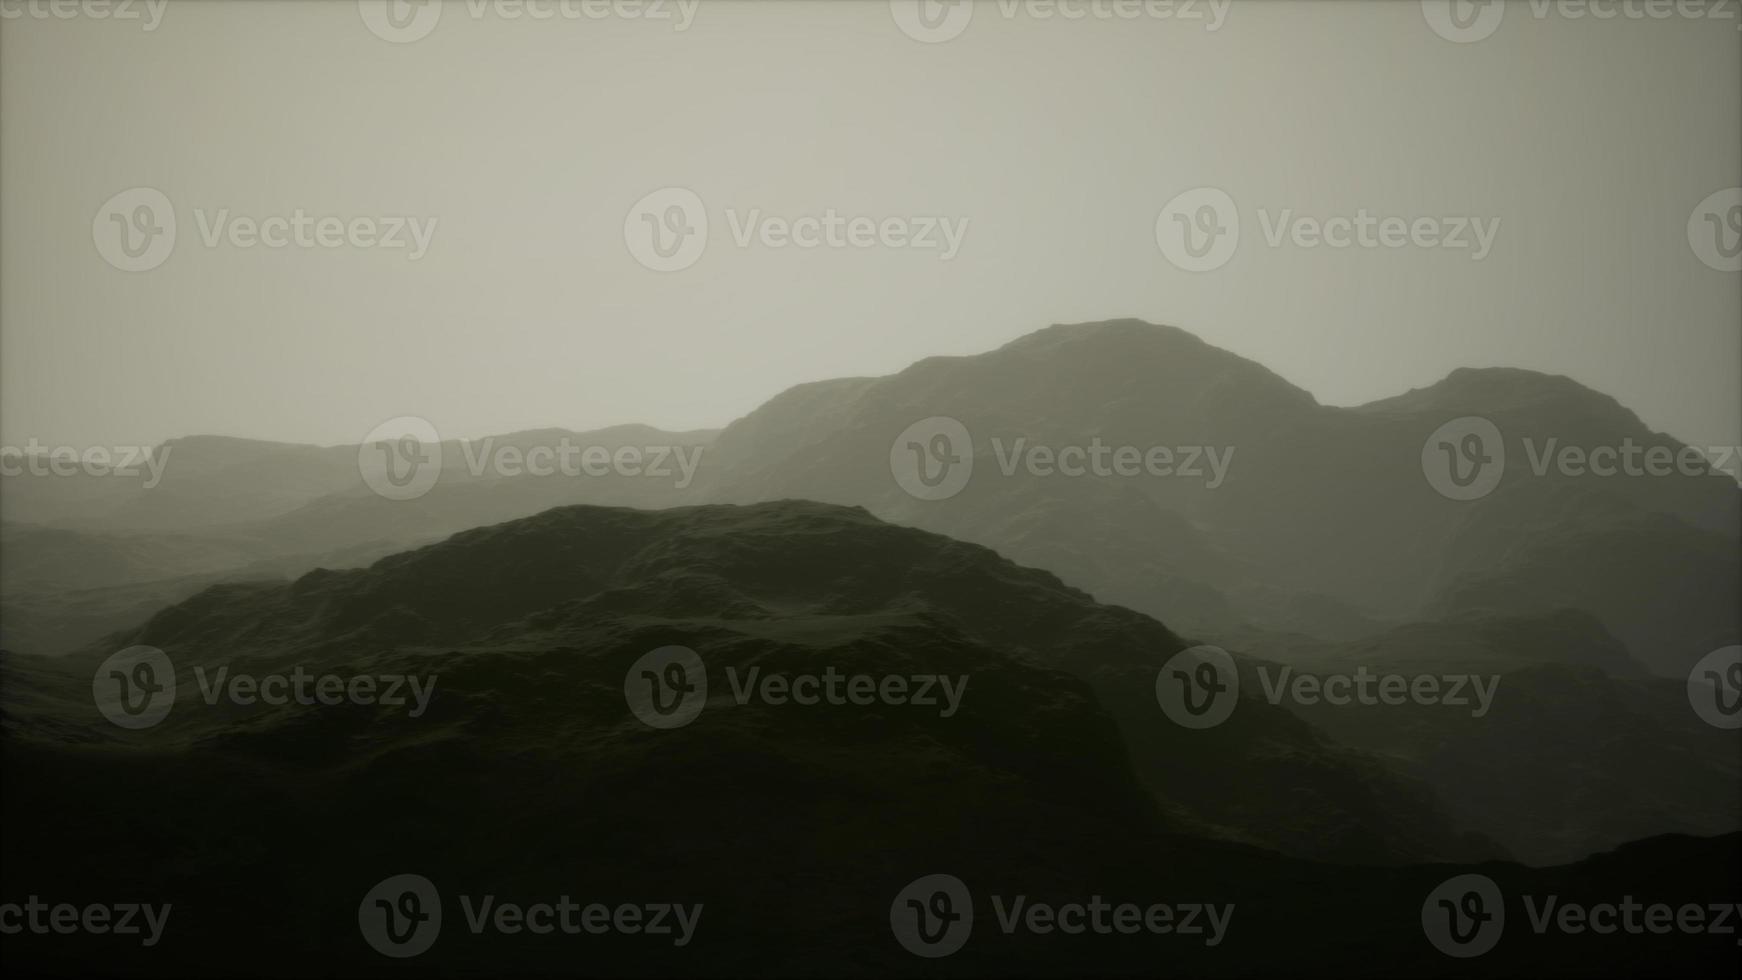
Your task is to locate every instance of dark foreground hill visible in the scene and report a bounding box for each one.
[5,501,1489,866]
[2,502,1736,978]
[1239,610,1742,865]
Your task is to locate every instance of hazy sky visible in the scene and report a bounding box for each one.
[3,0,1738,451]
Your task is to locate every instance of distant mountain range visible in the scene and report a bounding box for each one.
[9,321,1734,671]
[3,320,1737,874]
[698,320,1739,679]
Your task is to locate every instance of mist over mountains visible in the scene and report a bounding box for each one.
[699,321,1738,675]
[4,319,1738,975]
[6,1,1736,973]
[10,319,1734,668]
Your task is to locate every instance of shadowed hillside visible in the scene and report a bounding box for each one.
[4,502,1736,978]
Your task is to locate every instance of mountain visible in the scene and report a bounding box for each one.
[0,426,718,654]
[696,319,1739,677]
[3,321,1735,871]
[0,435,359,530]
[1239,610,1741,865]
[17,320,1728,677]
[0,425,717,535]
[6,500,1491,867]
[0,523,409,656]
[4,501,1735,978]
[660,319,1738,864]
